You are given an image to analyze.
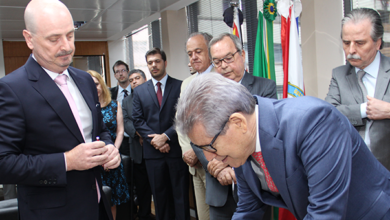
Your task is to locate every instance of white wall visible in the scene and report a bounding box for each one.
[0,41,5,78]
[108,39,127,87]
[301,0,345,99]
[161,9,189,81]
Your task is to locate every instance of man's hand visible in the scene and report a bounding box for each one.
[183,149,199,167]
[159,143,170,153]
[65,141,108,171]
[217,167,236,186]
[207,158,228,178]
[102,144,121,170]
[366,96,390,120]
[148,134,168,149]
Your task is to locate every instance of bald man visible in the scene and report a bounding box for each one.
[0,1,119,220]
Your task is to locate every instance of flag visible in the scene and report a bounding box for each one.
[253,0,277,82]
[232,6,241,40]
[280,0,304,98]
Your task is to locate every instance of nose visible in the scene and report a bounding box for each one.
[204,151,216,161]
[191,52,197,61]
[348,42,356,54]
[60,36,72,52]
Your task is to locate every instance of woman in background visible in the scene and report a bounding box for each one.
[87,70,130,220]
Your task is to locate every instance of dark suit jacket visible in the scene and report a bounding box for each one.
[193,72,277,207]
[132,76,182,159]
[122,93,143,164]
[110,86,118,100]
[325,53,390,170]
[0,56,113,220]
[233,96,390,220]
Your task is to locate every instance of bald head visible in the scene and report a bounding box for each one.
[25,0,73,34]
[23,0,75,73]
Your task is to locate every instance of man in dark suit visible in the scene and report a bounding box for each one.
[0,1,120,219]
[110,60,132,156]
[325,8,390,171]
[192,33,276,220]
[132,48,189,220]
[122,69,153,220]
[176,73,390,220]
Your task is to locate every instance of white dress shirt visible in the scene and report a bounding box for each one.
[357,51,380,149]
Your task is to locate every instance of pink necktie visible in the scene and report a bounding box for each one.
[54,74,85,139]
[54,74,101,202]
[252,151,279,193]
[156,82,162,107]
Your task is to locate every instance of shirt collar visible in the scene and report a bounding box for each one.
[32,54,70,80]
[197,64,214,75]
[118,84,131,94]
[151,73,168,86]
[355,51,380,79]
[254,105,261,152]
[238,71,246,84]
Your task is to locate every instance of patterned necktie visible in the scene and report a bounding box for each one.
[123,89,129,98]
[54,74,100,202]
[156,82,162,107]
[252,151,279,193]
[357,70,368,102]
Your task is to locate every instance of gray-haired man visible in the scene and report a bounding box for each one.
[325,8,390,171]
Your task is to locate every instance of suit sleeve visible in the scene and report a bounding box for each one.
[132,89,156,143]
[298,105,352,219]
[192,143,209,171]
[325,72,364,126]
[122,96,136,138]
[0,81,67,186]
[232,166,268,219]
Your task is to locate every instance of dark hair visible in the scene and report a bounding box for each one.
[129,69,146,80]
[145,47,167,62]
[342,8,384,49]
[112,60,129,74]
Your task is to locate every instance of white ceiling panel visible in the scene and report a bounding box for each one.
[0,0,196,41]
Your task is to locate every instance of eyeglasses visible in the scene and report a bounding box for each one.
[115,69,128,74]
[212,50,239,67]
[193,118,229,153]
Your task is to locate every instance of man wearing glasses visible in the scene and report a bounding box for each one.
[176,73,390,220]
[191,33,276,220]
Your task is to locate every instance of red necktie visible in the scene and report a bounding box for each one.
[156,82,162,107]
[252,151,279,193]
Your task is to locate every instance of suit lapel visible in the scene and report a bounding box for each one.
[26,57,84,142]
[147,80,160,108]
[240,71,253,92]
[374,53,390,100]
[256,96,296,216]
[345,66,364,103]
[69,68,97,139]
[161,76,173,110]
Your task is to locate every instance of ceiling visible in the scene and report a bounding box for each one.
[0,0,196,41]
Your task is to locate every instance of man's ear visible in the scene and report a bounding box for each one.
[23,30,34,50]
[229,112,247,133]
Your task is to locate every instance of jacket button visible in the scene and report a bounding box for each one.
[44,180,47,184]
[39,180,43,184]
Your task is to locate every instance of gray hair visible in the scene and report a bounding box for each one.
[175,72,255,137]
[209,33,243,55]
[187,32,213,47]
[342,8,384,49]
[129,69,146,80]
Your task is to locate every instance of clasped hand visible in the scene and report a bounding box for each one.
[65,141,121,171]
[148,133,170,153]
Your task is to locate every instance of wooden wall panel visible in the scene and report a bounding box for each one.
[3,41,111,87]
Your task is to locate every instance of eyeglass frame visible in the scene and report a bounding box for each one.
[192,118,230,153]
[212,50,240,67]
[114,69,128,75]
